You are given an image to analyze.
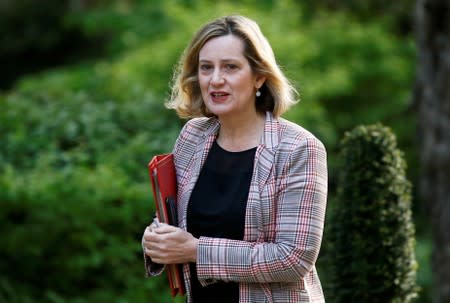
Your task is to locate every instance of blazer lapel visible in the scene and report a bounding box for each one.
[244,112,279,241]
[178,119,220,230]
[256,112,279,190]
[178,113,279,234]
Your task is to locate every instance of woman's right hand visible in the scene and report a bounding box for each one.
[142,220,198,264]
[142,218,159,252]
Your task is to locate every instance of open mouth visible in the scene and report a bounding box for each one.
[211,92,229,97]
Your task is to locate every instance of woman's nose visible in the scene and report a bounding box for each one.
[210,69,225,86]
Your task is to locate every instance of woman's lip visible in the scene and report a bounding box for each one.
[210,92,230,102]
[210,92,230,97]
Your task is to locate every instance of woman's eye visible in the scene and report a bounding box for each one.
[200,64,212,71]
[226,64,238,70]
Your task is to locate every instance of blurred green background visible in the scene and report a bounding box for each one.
[0,0,431,302]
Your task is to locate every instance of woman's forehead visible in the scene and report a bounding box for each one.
[199,35,245,61]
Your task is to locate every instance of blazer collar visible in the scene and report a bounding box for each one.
[260,111,279,151]
[255,112,278,191]
[201,111,280,150]
[179,112,279,230]
[201,112,279,193]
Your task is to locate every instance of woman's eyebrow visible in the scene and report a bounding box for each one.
[198,58,240,63]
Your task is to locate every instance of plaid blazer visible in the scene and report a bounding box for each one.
[148,112,328,303]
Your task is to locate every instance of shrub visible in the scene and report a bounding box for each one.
[0,0,421,301]
[0,85,180,302]
[328,124,418,302]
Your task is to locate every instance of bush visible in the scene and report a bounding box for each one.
[0,0,421,301]
[328,124,418,302]
[0,84,180,302]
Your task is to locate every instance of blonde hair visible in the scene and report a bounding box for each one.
[166,15,298,118]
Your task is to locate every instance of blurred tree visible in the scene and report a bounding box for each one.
[0,0,429,301]
[302,0,415,35]
[413,0,450,302]
[0,0,106,90]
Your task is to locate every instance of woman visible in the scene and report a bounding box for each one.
[142,15,328,303]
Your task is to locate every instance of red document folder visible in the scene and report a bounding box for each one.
[148,154,186,297]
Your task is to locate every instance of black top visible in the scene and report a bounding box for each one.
[187,140,256,303]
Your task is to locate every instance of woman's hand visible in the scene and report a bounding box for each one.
[143,223,198,264]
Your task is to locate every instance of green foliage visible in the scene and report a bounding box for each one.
[0,0,68,53]
[328,124,418,302]
[302,0,415,35]
[281,12,416,150]
[0,0,426,302]
[0,73,180,302]
[66,1,173,56]
[0,0,107,90]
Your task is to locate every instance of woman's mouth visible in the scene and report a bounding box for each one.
[210,92,230,102]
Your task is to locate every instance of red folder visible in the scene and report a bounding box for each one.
[148,154,186,297]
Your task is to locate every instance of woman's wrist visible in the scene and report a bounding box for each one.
[190,237,199,262]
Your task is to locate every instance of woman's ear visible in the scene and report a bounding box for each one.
[255,75,266,90]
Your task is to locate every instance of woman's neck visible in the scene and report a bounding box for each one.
[216,111,265,152]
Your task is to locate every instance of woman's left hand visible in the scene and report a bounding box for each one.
[143,223,198,264]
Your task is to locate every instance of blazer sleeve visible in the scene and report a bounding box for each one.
[196,136,328,284]
[142,122,191,278]
[143,239,165,277]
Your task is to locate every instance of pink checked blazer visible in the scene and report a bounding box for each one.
[147,112,328,303]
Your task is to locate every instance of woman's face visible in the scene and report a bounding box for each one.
[198,34,265,119]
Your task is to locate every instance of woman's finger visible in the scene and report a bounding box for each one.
[153,224,178,234]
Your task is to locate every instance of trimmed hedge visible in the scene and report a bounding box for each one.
[328,124,418,302]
